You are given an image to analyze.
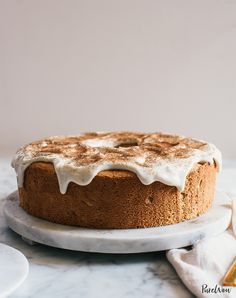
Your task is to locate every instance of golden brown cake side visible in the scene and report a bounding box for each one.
[18,161,217,229]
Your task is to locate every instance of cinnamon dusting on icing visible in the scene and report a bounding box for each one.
[12,132,222,194]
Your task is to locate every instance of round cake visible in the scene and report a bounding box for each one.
[12,132,222,229]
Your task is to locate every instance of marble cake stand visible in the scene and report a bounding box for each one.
[4,191,232,254]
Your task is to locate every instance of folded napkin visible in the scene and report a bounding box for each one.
[167,192,236,298]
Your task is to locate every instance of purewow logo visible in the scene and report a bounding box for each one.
[201,284,232,294]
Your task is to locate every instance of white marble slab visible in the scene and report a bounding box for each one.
[0,202,193,298]
[3,191,232,254]
[0,243,29,297]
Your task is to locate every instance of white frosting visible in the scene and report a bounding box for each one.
[12,133,222,194]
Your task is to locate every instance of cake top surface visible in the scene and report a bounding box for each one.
[19,132,210,163]
[12,132,222,194]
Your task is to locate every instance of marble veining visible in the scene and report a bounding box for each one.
[0,157,235,298]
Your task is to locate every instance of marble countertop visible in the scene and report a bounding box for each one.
[1,157,235,298]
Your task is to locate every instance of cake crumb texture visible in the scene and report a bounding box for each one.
[19,161,217,229]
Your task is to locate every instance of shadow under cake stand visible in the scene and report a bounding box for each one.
[4,191,231,254]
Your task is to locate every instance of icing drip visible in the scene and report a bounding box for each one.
[12,132,222,194]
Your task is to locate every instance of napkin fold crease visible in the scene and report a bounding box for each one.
[167,193,236,298]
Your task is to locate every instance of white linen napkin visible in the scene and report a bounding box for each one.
[167,193,236,298]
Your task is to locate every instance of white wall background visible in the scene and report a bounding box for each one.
[1,0,236,157]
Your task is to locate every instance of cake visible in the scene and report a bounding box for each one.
[12,132,222,229]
